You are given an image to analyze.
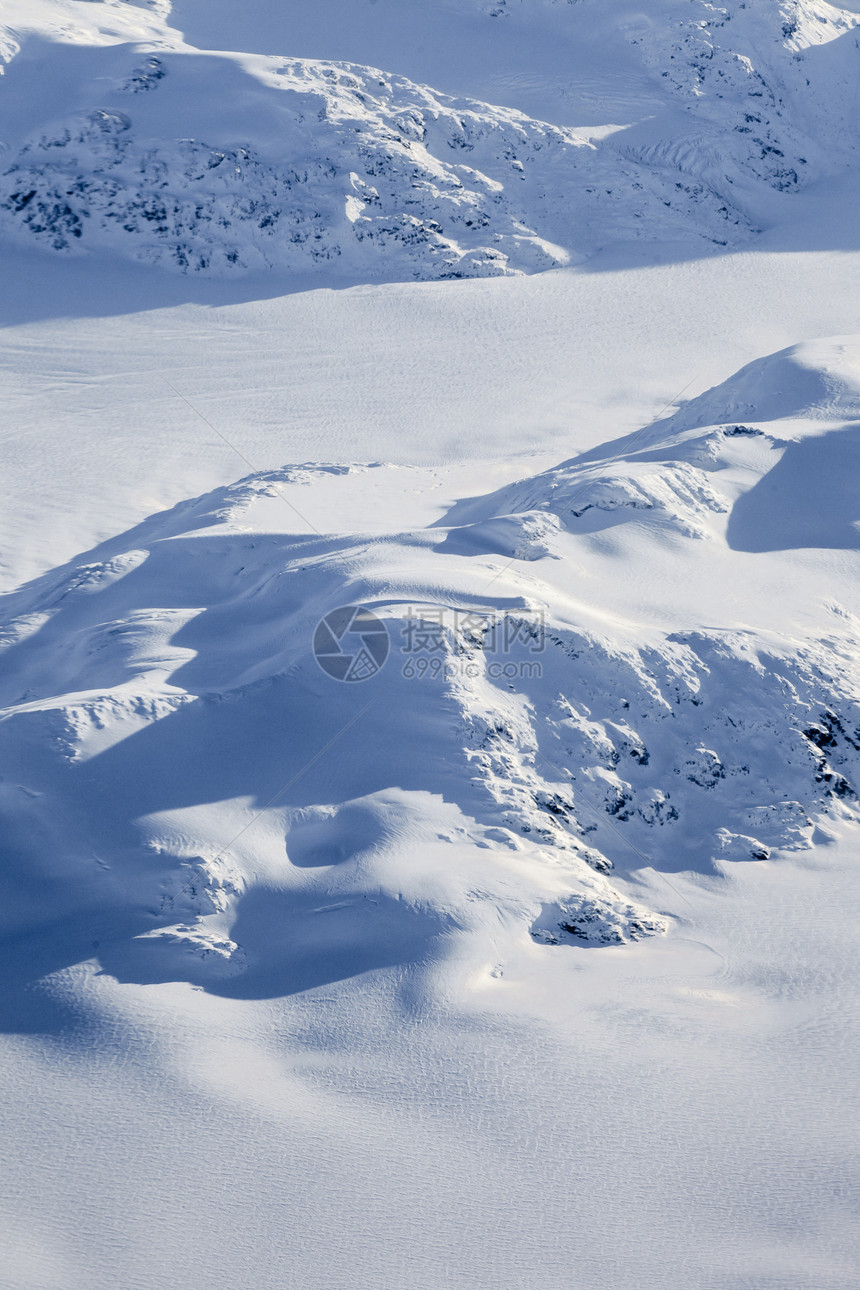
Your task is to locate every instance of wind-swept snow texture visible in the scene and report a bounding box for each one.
[0,0,858,278]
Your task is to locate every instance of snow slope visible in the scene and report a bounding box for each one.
[3,337,860,973]
[3,327,860,1287]
[3,2,860,1288]
[0,0,858,277]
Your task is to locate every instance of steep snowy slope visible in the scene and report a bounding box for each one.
[3,338,859,983]
[0,51,730,278]
[0,0,857,277]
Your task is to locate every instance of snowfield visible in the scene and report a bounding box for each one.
[2,2,860,1288]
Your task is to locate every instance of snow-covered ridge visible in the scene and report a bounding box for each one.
[3,338,860,975]
[0,0,857,277]
[0,50,746,278]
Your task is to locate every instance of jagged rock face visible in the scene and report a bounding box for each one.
[480,0,860,197]
[452,611,860,863]
[0,54,747,278]
[0,0,857,278]
[617,0,860,195]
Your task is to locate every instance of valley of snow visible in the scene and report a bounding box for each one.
[2,2,860,1288]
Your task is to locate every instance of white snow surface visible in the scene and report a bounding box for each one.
[2,2,860,1288]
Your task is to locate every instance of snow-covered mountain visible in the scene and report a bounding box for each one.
[3,4,860,1288]
[4,337,860,982]
[0,0,857,277]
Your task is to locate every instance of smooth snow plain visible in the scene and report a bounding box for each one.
[1,2,860,1288]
